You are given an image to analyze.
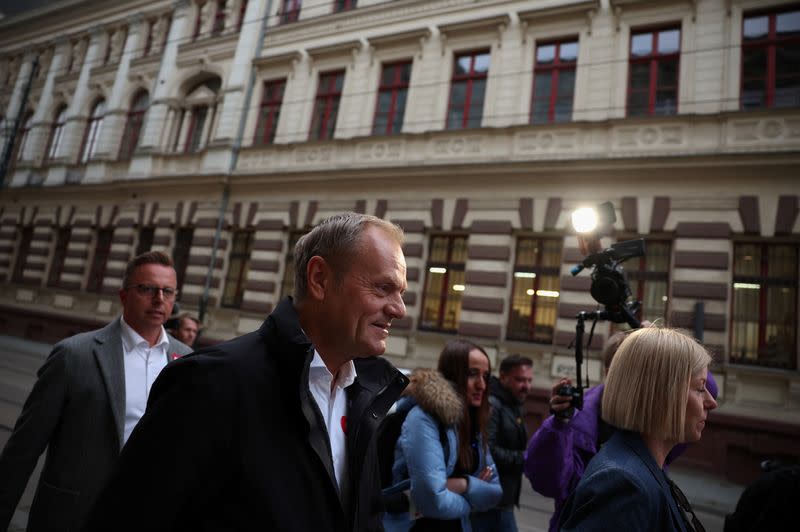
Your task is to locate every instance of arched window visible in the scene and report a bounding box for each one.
[119,91,149,160]
[80,99,106,163]
[177,77,221,153]
[45,104,68,162]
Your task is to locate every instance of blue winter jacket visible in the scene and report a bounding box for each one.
[383,371,502,532]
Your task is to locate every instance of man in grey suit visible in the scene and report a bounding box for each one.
[0,250,192,532]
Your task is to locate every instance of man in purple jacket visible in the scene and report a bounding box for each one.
[523,331,719,532]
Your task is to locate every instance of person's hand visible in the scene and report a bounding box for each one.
[478,466,493,481]
[549,378,573,414]
[446,477,468,494]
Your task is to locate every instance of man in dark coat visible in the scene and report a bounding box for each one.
[82,212,409,532]
[483,354,533,531]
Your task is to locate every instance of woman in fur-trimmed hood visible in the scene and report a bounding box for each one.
[384,340,502,532]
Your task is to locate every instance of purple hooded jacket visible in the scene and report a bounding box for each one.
[523,374,718,532]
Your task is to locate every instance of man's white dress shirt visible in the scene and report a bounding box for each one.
[308,350,357,497]
[120,317,170,444]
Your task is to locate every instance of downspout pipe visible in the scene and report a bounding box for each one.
[199,0,274,326]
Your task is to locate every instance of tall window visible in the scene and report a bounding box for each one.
[86,228,113,292]
[280,231,306,300]
[222,230,254,308]
[507,237,562,343]
[193,2,203,40]
[172,227,194,294]
[237,0,248,31]
[45,105,68,162]
[135,226,155,256]
[80,99,106,163]
[626,240,671,322]
[48,226,71,287]
[334,0,357,13]
[211,0,227,35]
[373,61,411,136]
[280,0,301,24]
[309,70,344,141]
[119,91,149,160]
[11,226,33,282]
[627,27,681,117]
[10,110,33,166]
[531,40,578,123]
[741,7,800,109]
[182,78,221,153]
[420,235,468,332]
[447,50,490,129]
[143,19,155,56]
[731,243,798,370]
[254,79,285,145]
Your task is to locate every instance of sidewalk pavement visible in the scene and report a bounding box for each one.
[0,335,745,532]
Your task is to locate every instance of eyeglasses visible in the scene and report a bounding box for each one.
[127,284,178,301]
[667,477,706,532]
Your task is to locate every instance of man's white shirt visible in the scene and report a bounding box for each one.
[308,350,356,497]
[120,317,170,444]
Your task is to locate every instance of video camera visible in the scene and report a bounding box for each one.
[555,202,646,418]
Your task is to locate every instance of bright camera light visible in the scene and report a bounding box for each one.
[429,267,447,274]
[572,207,598,233]
[452,284,466,292]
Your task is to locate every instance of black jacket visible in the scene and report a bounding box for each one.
[83,298,409,532]
[487,376,528,509]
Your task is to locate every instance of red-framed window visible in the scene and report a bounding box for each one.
[45,105,68,162]
[531,39,578,123]
[625,240,671,323]
[334,0,357,13]
[280,230,307,300]
[211,0,227,35]
[143,19,155,56]
[86,228,113,293]
[193,3,204,40]
[11,225,33,283]
[103,32,113,65]
[237,0,248,31]
[135,226,155,256]
[507,237,562,344]
[185,106,210,153]
[420,235,468,333]
[10,110,33,166]
[372,61,411,136]
[48,226,71,287]
[309,70,344,140]
[627,26,681,117]
[447,50,490,129]
[731,243,798,370]
[741,7,800,109]
[280,0,301,24]
[222,229,254,308]
[80,99,106,164]
[119,91,149,160]
[254,79,285,145]
[172,227,194,295]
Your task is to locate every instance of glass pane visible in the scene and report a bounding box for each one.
[775,45,800,108]
[455,56,471,75]
[655,89,678,115]
[516,238,538,267]
[333,73,344,92]
[554,98,573,123]
[631,32,653,57]
[630,62,651,89]
[421,271,445,326]
[451,237,468,263]
[560,41,578,62]
[377,92,392,114]
[372,114,388,135]
[646,242,670,272]
[429,236,449,262]
[533,71,552,102]
[381,65,394,86]
[743,16,768,40]
[642,280,668,321]
[473,52,490,73]
[442,269,465,331]
[447,109,463,129]
[734,244,760,275]
[508,276,534,340]
[450,81,467,106]
[767,245,798,277]
[657,29,680,54]
[765,286,796,367]
[658,59,678,86]
[731,286,760,360]
[541,239,562,268]
[400,62,412,84]
[536,44,555,64]
[392,89,407,134]
[628,90,649,116]
[776,10,800,36]
[742,47,768,79]
[325,101,339,138]
[742,79,766,109]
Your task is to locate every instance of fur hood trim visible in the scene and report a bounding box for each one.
[407,368,463,426]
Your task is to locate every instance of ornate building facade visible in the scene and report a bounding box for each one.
[1,0,798,481]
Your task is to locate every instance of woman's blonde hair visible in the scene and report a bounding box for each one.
[601,327,711,442]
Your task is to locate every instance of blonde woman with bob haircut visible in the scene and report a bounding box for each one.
[560,327,717,532]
